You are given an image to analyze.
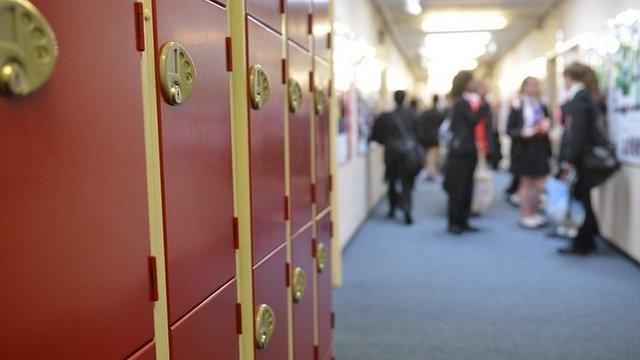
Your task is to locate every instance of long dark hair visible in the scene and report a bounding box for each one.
[564,62,601,101]
[450,70,474,98]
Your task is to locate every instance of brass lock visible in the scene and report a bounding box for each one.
[292,267,307,303]
[313,87,326,116]
[255,304,276,350]
[316,243,328,273]
[249,64,270,110]
[159,41,196,106]
[0,0,58,97]
[287,78,303,113]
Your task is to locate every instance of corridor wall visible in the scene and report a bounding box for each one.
[494,0,640,262]
[0,0,335,358]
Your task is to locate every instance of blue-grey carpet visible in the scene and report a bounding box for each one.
[334,172,640,360]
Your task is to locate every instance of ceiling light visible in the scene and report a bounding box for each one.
[405,0,422,16]
[421,31,492,59]
[421,11,507,33]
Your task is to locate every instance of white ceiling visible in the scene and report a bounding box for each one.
[371,0,561,80]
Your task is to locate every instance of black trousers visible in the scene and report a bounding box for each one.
[573,177,599,249]
[506,174,520,195]
[387,164,415,216]
[446,155,477,227]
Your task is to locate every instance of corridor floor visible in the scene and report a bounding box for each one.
[334,172,640,360]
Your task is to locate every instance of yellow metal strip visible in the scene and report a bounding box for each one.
[227,1,255,359]
[138,0,170,358]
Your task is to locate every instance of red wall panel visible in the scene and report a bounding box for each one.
[315,59,331,212]
[292,228,315,360]
[0,1,153,358]
[247,19,287,264]
[253,245,289,359]
[170,280,239,360]
[246,0,282,34]
[287,0,310,49]
[316,213,333,359]
[288,41,313,233]
[312,0,330,60]
[154,0,236,323]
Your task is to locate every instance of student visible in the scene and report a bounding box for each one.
[558,63,602,255]
[420,94,445,181]
[444,71,487,234]
[370,90,421,225]
[507,77,552,229]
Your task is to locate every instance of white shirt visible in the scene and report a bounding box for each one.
[566,83,585,101]
[522,95,541,128]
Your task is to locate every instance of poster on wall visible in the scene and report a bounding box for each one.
[357,91,376,155]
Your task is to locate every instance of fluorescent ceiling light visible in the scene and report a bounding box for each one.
[405,0,422,16]
[422,11,507,33]
[421,31,492,59]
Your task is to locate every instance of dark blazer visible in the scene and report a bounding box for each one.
[419,107,445,148]
[370,106,420,165]
[449,96,485,158]
[564,89,598,166]
[506,99,552,164]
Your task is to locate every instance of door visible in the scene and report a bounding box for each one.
[287,0,310,49]
[247,18,286,264]
[288,41,313,234]
[312,0,330,60]
[291,228,314,359]
[0,0,153,358]
[246,0,281,34]
[316,213,333,359]
[314,59,331,212]
[153,0,236,324]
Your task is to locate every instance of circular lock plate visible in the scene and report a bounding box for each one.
[313,88,326,116]
[0,0,58,97]
[288,78,303,113]
[292,267,307,303]
[249,64,270,110]
[317,243,328,273]
[255,304,276,350]
[159,41,196,106]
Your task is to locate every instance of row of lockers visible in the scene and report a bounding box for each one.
[0,0,333,359]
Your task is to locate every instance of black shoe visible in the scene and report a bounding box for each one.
[557,245,596,255]
[387,210,395,219]
[404,213,413,225]
[461,224,479,232]
[448,225,464,235]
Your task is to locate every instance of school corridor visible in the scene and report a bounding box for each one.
[334,173,640,360]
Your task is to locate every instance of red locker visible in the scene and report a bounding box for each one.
[246,0,282,34]
[288,41,313,234]
[247,18,287,264]
[287,0,311,49]
[312,0,330,60]
[314,59,331,212]
[128,342,156,360]
[316,213,333,359]
[153,0,236,324]
[170,280,239,360]
[0,1,153,358]
[292,228,315,359]
[253,245,289,359]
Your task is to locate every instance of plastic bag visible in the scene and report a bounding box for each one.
[544,177,585,227]
[471,162,494,214]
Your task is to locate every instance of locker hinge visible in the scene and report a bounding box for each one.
[280,0,285,14]
[134,2,145,52]
[327,32,332,49]
[308,14,313,35]
[281,59,287,85]
[331,311,335,329]
[147,256,159,301]
[328,79,333,98]
[328,175,333,193]
[284,196,290,221]
[285,262,291,287]
[232,217,239,250]
[314,345,319,360]
[236,303,243,334]
[225,37,233,72]
[329,221,334,238]
[310,183,316,204]
[309,71,315,92]
[312,238,318,257]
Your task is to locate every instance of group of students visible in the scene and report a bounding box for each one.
[371,61,609,256]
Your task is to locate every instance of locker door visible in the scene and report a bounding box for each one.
[246,0,281,34]
[314,59,331,212]
[316,213,333,359]
[127,342,156,360]
[0,1,153,358]
[253,245,289,359]
[291,228,315,360]
[153,0,235,324]
[312,0,330,60]
[247,18,286,264]
[287,0,310,49]
[288,41,313,234]
[170,280,239,360]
